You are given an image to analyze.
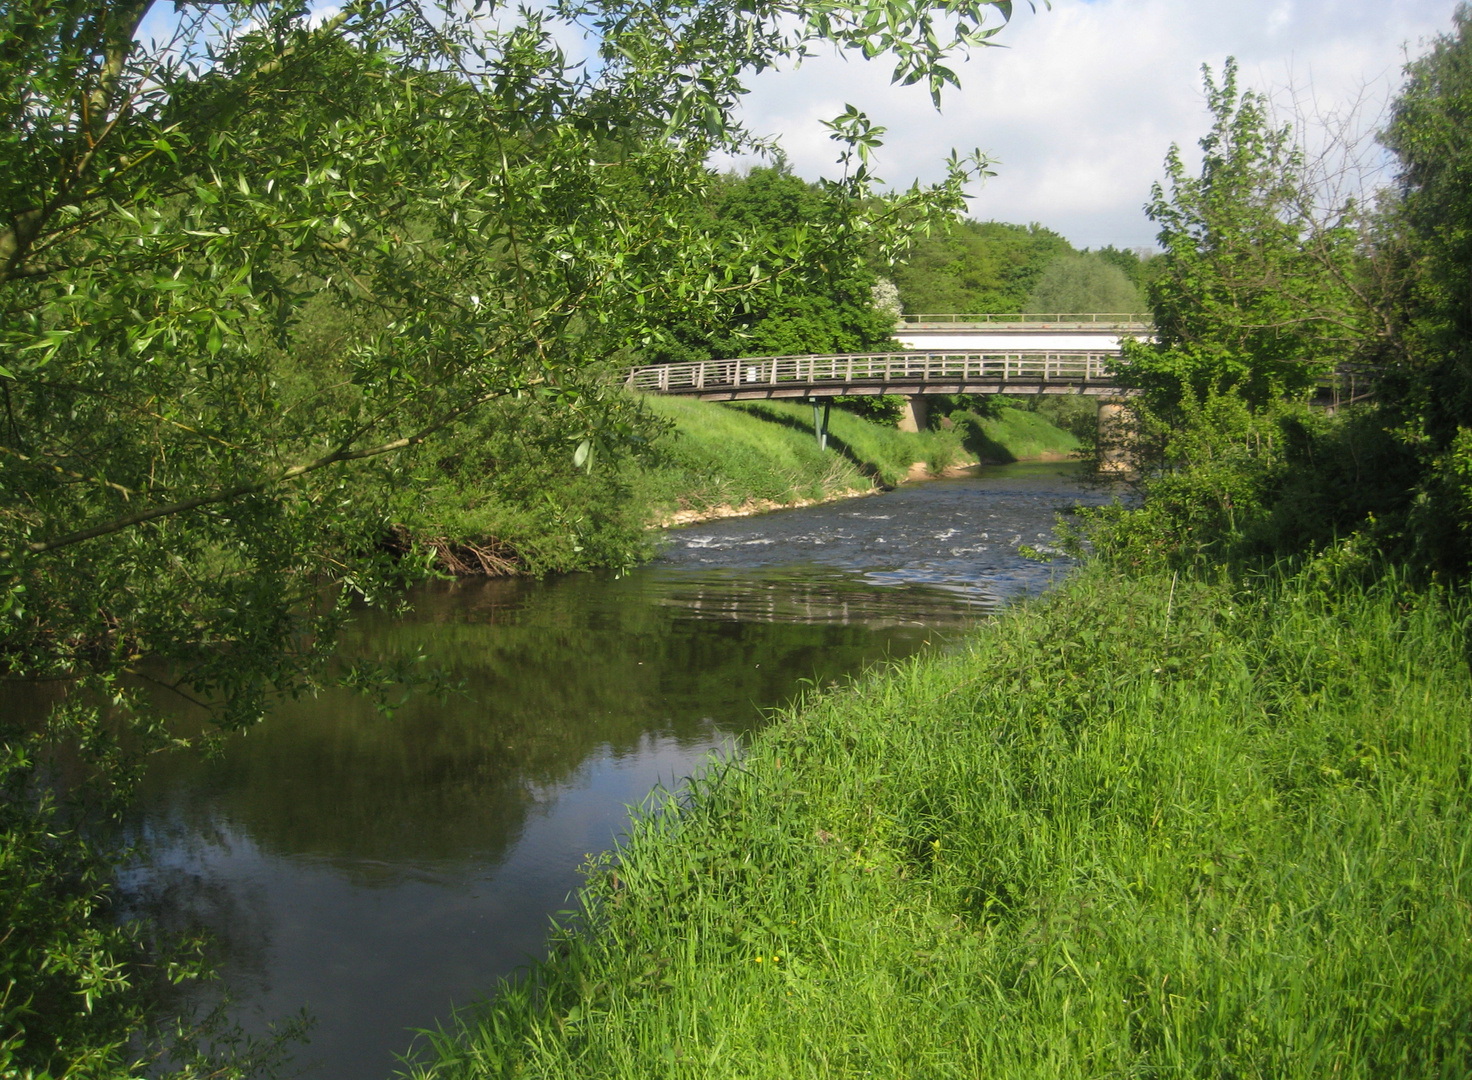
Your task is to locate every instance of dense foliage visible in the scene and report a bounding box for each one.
[889,218,1074,313]
[1378,5,1472,576]
[646,163,901,362]
[1023,252,1144,313]
[1099,44,1471,583]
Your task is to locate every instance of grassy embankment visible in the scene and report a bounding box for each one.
[641,397,966,494]
[410,562,1472,1078]
[951,404,1082,463]
[634,396,1081,517]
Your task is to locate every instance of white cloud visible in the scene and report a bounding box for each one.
[718,0,1458,248]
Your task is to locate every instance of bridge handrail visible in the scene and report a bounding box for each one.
[898,312,1152,328]
[624,350,1122,394]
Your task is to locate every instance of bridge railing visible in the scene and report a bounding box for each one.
[898,313,1152,329]
[625,351,1119,394]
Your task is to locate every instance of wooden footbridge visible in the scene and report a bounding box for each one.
[624,314,1151,404]
[621,312,1370,447]
[623,350,1130,401]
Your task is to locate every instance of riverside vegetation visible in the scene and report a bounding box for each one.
[8,0,1472,1074]
[409,34,1472,1080]
[411,562,1471,1079]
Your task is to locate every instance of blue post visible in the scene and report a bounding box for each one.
[811,398,831,451]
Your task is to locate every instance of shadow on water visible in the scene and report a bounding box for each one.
[111,462,1113,1079]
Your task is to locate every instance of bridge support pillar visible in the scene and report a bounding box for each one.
[1097,398,1134,474]
[810,399,831,451]
[897,395,928,434]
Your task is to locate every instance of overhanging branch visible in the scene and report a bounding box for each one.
[22,386,505,555]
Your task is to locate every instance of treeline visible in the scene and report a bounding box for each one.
[635,164,1160,360]
[892,219,1153,314]
[643,164,1158,359]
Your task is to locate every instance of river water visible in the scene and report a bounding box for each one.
[122,462,1107,1078]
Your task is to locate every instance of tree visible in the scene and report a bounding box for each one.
[1090,244,1155,291]
[1024,253,1143,313]
[647,163,900,362]
[0,0,1013,1070]
[890,219,1074,314]
[1378,2,1472,575]
[1126,58,1365,416]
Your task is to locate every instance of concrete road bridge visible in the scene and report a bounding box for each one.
[894,312,1150,357]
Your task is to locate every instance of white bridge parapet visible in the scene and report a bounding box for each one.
[897,312,1151,330]
[624,350,1129,401]
[894,313,1155,356]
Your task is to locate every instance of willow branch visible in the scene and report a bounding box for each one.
[22,386,506,555]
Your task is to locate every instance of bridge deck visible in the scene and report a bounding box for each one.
[624,351,1129,400]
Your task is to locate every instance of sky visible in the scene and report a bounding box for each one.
[716,0,1460,250]
[133,0,1460,251]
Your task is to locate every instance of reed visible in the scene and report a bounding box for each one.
[407,563,1472,1078]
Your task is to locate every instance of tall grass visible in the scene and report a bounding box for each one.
[408,564,1472,1079]
[631,395,869,514]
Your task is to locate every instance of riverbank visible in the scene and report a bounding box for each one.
[652,486,879,528]
[410,561,1472,1078]
[398,395,1080,569]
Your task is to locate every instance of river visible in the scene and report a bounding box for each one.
[120,462,1108,1078]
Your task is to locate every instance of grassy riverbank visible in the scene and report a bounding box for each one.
[632,396,973,512]
[410,562,1472,1078]
[954,403,1082,463]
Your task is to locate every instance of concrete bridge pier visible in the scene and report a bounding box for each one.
[897,395,928,434]
[1097,398,1134,474]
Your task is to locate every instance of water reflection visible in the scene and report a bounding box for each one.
[121,463,1109,1079]
[126,572,949,1078]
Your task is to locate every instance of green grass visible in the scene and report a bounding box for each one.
[631,395,868,515]
[632,396,969,517]
[731,400,966,485]
[409,564,1472,1079]
[952,404,1081,463]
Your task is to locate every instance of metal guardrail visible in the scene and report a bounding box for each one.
[625,351,1121,395]
[898,313,1152,329]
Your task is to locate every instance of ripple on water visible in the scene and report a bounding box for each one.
[655,464,1118,607]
